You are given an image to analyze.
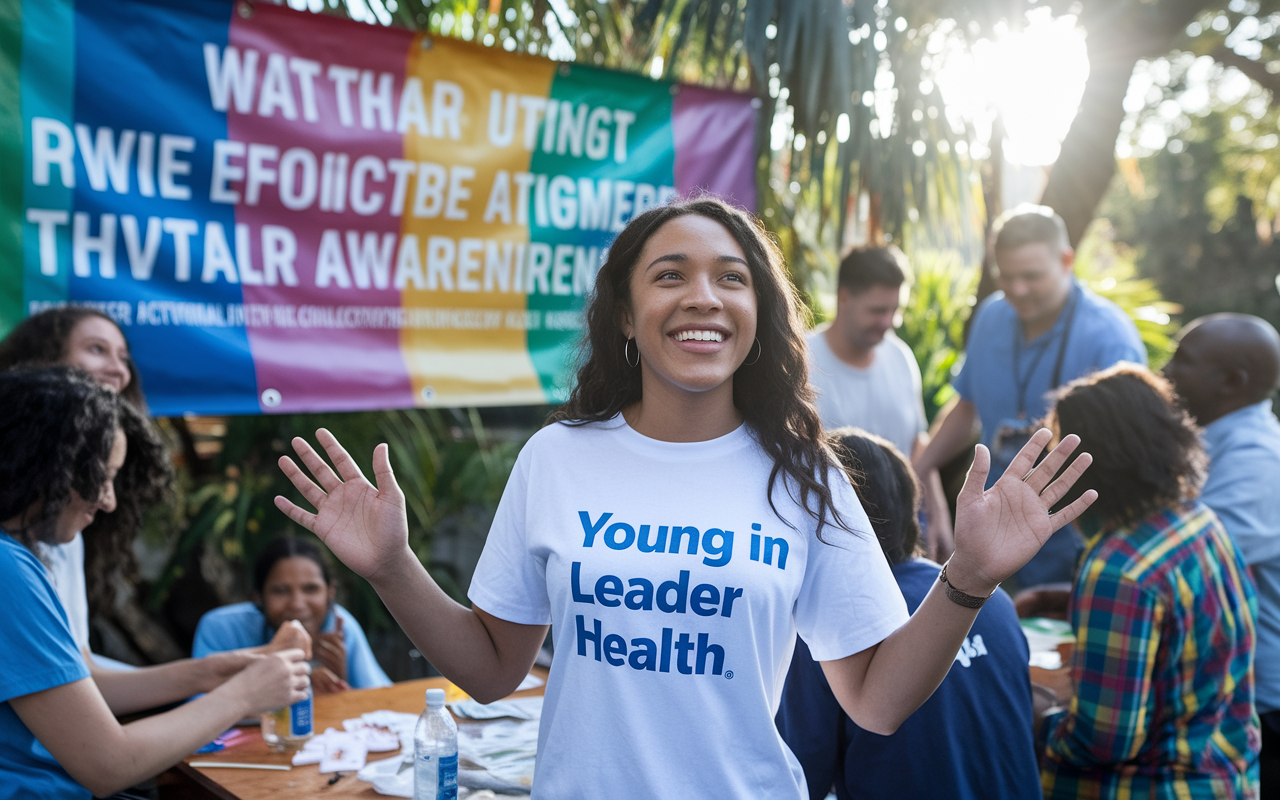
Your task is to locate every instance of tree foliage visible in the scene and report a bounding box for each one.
[1101,107,1280,331]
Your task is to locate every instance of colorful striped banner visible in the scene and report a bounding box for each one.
[1,0,758,415]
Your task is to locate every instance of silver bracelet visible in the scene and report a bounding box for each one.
[938,562,996,609]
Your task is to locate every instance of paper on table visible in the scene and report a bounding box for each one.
[357,757,412,798]
[291,724,391,772]
[342,719,403,751]
[357,758,512,798]
[449,697,543,721]
[357,701,541,796]
[1021,617,1074,656]
[457,716,539,790]
[1029,650,1063,670]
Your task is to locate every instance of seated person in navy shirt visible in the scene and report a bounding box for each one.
[777,428,1041,800]
[0,367,310,800]
[194,537,391,693]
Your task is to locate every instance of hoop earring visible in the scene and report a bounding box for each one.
[742,337,762,366]
[624,337,640,368]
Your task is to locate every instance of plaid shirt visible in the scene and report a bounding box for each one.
[1042,501,1261,799]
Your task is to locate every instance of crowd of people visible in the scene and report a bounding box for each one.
[0,198,1276,800]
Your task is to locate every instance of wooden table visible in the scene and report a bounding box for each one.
[164,673,546,799]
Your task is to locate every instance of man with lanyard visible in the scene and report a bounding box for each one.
[914,205,1146,589]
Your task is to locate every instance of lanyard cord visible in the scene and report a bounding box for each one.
[1012,287,1079,419]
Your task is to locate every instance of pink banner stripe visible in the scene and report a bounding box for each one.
[672,85,757,211]
[229,5,415,412]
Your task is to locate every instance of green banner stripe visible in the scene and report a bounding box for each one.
[527,65,676,401]
[19,0,75,319]
[0,0,23,333]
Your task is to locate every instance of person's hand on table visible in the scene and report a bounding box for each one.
[316,615,349,683]
[217,649,312,716]
[310,664,350,695]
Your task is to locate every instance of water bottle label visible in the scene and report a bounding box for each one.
[438,754,457,799]
[289,695,313,736]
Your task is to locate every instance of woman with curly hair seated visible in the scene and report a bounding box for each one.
[1040,363,1260,798]
[0,366,310,800]
[0,307,165,669]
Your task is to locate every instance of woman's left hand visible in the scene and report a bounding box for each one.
[315,616,348,683]
[947,429,1096,595]
[310,665,350,695]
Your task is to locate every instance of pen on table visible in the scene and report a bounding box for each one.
[188,761,292,771]
[328,772,346,785]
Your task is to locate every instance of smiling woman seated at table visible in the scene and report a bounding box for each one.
[193,537,391,693]
[0,367,311,800]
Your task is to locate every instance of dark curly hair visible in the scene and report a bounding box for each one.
[550,197,849,537]
[830,429,922,565]
[0,307,146,410]
[0,367,121,550]
[82,401,173,609]
[1045,364,1206,531]
[0,308,170,608]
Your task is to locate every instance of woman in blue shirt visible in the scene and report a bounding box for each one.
[0,366,311,800]
[193,537,391,692]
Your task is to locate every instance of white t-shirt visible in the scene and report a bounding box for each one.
[40,532,90,649]
[807,328,927,455]
[468,417,909,799]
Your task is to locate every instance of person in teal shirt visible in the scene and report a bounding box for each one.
[194,537,391,692]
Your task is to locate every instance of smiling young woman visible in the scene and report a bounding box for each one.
[276,197,1098,799]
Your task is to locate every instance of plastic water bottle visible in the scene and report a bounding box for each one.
[261,676,313,750]
[414,688,457,800]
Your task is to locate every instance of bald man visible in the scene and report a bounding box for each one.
[1165,313,1280,790]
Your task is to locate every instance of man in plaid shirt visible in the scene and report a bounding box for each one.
[1040,365,1260,799]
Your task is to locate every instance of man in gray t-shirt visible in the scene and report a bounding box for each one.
[808,246,952,558]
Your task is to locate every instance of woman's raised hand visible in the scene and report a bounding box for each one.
[947,429,1097,594]
[275,429,410,581]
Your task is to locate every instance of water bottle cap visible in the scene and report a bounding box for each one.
[426,688,446,706]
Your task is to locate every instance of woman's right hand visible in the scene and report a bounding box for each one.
[224,649,312,716]
[264,619,312,658]
[275,429,410,581]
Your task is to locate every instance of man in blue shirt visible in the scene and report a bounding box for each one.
[914,206,1145,588]
[1164,313,1280,793]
